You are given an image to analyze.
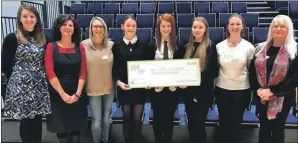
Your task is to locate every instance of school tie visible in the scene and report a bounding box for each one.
[163,40,169,59]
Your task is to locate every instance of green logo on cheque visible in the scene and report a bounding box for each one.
[130,64,140,71]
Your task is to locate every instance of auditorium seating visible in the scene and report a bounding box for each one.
[2,1,298,127]
[231,2,248,13]
[87,3,103,14]
[122,3,138,14]
[136,14,154,28]
[198,13,216,27]
[96,14,114,28]
[194,2,210,13]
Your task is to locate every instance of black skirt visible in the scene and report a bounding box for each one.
[116,87,147,106]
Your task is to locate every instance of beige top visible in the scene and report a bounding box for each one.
[81,39,114,96]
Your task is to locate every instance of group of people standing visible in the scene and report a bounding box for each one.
[2,3,297,143]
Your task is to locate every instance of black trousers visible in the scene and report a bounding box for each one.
[19,115,43,143]
[257,91,294,143]
[56,131,80,143]
[215,87,250,143]
[185,94,212,143]
[151,88,178,143]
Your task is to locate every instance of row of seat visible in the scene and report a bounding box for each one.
[71,2,249,15]
[44,27,271,45]
[2,101,296,126]
[107,103,298,126]
[65,13,259,30]
[276,1,298,18]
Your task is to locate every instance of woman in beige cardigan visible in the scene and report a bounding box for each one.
[81,17,114,143]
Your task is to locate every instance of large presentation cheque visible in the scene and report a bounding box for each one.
[127,59,201,88]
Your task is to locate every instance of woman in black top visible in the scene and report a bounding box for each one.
[1,4,51,143]
[179,17,218,143]
[249,15,298,143]
[147,13,184,143]
[112,15,149,143]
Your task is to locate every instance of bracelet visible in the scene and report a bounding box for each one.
[116,80,121,85]
[74,93,81,98]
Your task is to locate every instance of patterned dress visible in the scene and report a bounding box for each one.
[2,34,51,119]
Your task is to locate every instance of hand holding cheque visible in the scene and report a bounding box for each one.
[127,59,201,88]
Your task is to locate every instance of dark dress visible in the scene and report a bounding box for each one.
[112,40,149,105]
[46,42,88,133]
[2,32,51,119]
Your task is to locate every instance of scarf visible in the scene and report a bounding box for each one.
[255,44,289,120]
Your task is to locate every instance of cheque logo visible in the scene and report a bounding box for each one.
[138,69,145,74]
[130,64,140,71]
[187,61,196,65]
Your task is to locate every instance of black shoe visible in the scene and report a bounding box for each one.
[58,137,69,143]
[70,135,80,143]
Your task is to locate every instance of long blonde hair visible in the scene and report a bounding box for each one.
[88,17,109,48]
[184,17,211,71]
[256,15,297,59]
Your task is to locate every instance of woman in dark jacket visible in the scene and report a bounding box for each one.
[112,15,149,143]
[179,17,218,143]
[249,15,298,143]
[147,13,184,143]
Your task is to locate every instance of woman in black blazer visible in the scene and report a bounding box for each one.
[147,13,184,143]
[179,17,218,143]
[112,15,149,143]
[249,15,298,143]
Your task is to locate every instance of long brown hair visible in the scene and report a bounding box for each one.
[155,13,176,51]
[184,17,211,71]
[16,3,46,47]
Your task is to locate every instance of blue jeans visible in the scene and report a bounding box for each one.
[89,94,114,143]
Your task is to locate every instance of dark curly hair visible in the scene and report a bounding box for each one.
[52,15,81,44]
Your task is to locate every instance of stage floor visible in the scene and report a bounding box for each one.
[1,121,297,143]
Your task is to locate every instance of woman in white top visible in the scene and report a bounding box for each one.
[215,14,255,143]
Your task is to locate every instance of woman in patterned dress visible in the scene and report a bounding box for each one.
[2,4,51,143]
[44,15,87,143]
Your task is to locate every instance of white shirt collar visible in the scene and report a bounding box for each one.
[123,36,138,45]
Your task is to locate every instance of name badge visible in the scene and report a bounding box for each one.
[102,55,108,60]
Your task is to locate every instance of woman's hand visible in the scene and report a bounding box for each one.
[169,86,177,92]
[67,94,79,104]
[60,92,71,103]
[179,85,187,89]
[257,88,273,101]
[117,81,131,90]
[155,87,163,92]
